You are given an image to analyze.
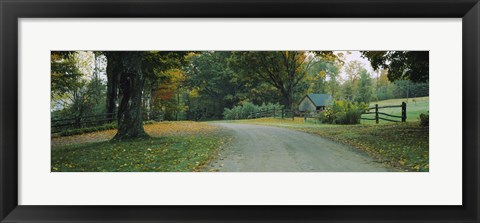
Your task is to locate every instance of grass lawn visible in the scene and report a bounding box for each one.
[51,121,233,172]
[360,96,429,124]
[229,117,429,172]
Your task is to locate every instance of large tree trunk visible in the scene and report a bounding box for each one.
[277,87,292,110]
[105,52,121,120]
[113,52,148,140]
[149,82,155,120]
[284,95,293,111]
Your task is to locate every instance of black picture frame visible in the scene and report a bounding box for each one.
[1,0,479,222]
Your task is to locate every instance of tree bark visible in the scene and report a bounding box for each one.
[105,52,121,120]
[149,87,154,120]
[113,52,148,140]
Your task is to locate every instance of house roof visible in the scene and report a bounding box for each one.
[305,94,332,107]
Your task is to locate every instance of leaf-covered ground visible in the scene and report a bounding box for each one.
[51,121,233,172]
[52,121,220,147]
[226,118,429,172]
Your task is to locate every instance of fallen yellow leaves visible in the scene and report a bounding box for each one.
[51,121,219,148]
[51,129,117,147]
[144,121,218,137]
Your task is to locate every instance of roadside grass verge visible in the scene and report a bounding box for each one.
[51,121,233,172]
[228,118,429,172]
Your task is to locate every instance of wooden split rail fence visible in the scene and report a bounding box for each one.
[230,107,295,120]
[360,102,407,123]
[51,112,116,133]
[52,103,406,133]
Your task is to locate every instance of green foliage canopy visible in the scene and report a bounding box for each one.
[361,51,429,83]
[51,52,83,99]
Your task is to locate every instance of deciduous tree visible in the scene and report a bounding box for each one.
[361,51,429,82]
[230,51,322,110]
[105,51,188,140]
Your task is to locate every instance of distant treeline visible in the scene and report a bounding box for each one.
[374,80,429,101]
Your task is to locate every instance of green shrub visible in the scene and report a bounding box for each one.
[56,120,156,137]
[58,122,117,136]
[419,112,429,127]
[319,100,368,124]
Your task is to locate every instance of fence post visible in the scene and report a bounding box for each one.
[282,108,284,119]
[402,102,407,122]
[375,104,379,124]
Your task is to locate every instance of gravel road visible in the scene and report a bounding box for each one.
[209,123,388,172]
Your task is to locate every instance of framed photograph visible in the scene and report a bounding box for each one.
[1,0,479,222]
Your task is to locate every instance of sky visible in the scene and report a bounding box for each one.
[334,51,378,81]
